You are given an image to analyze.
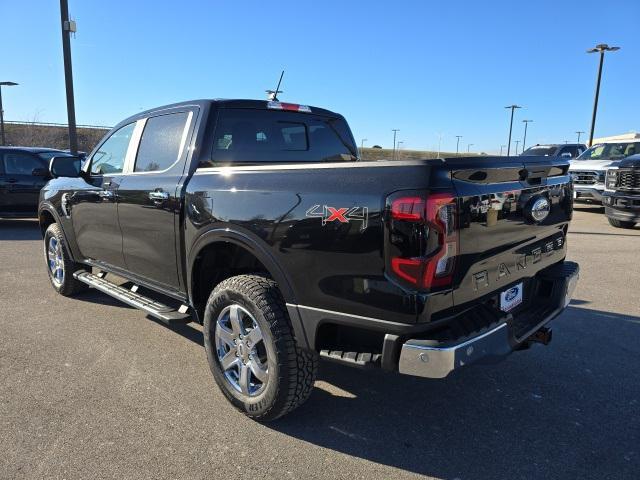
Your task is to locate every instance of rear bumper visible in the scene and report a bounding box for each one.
[398,261,579,379]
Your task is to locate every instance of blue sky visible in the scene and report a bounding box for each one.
[1,0,638,154]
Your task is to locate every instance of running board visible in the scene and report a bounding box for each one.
[73,271,192,325]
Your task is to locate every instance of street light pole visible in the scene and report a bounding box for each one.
[391,129,399,160]
[467,143,474,153]
[522,119,533,152]
[514,139,520,154]
[0,81,18,146]
[576,131,585,143]
[436,133,443,158]
[60,0,78,154]
[505,104,522,156]
[587,43,620,147]
[456,135,462,155]
[500,145,506,156]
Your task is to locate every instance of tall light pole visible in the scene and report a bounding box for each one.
[514,139,520,154]
[0,81,18,146]
[360,138,367,158]
[522,119,533,152]
[505,104,522,156]
[436,133,443,158]
[456,135,462,155]
[467,143,474,153]
[391,129,399,160]
[500,145,506,156]
[576,131,584,143]
[587,44,620,147]
[60,0,78,154]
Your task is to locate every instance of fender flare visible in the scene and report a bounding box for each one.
[187,227,297,305]
[38,203,77,261]
[187,228,311,349]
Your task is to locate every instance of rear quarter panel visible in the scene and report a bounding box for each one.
[185,161,436,323]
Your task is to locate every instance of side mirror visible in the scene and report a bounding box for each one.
[31,167,48,177]
[560,152,572,159]
[49,156,82,178]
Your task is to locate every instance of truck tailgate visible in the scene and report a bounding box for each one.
[449,156,572,306]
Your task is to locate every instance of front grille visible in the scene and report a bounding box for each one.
[571,171,599,185]
[616,170,640,191]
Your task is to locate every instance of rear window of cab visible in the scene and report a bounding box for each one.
[202,108,357,166]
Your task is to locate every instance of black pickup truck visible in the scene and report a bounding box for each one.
[39,99,579,421]
[603,155,640,228]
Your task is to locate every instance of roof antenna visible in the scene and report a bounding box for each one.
[266,70,284,101]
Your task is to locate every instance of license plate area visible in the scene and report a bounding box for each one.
[500,282,523,312]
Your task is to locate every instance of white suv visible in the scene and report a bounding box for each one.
[569,141,640,204]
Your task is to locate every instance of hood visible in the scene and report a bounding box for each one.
[569,159,614,171]
[616,154,640,169]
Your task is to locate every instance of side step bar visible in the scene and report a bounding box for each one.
[73,271,192,325]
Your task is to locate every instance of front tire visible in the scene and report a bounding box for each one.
[203,274,318,421]
[43,223,88,296]
[607,217,636,229]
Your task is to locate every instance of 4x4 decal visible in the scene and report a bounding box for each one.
[305,205,369,231]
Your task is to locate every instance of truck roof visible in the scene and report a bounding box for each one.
[133,99,341,122]
[0,146,69,154]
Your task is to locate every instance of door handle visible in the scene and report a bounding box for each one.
[98,190,114,199]
[149,191,169,201]
[7,178,17,184]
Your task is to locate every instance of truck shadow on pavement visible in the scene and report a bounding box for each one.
[268,305,640,480]
[573,206,605,214]
[0,219,41,241]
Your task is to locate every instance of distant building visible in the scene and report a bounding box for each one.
[592,132,640,144]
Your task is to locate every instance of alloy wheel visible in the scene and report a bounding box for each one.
[46,236,64,287]
[214,304,269,397]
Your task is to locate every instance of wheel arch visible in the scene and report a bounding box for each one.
[188,227,297,311]
[38,204,77,261]
[38,205,58,236]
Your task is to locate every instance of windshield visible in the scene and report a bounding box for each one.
[577,142,640,161]
[521,146,557,156]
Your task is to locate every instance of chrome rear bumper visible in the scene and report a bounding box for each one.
[398,262,579,379]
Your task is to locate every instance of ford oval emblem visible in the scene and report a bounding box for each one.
[527,197,551,223]
[505,286,519,301]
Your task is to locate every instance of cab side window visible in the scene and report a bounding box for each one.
[559,146,577,158]
[134,112,189,173]
[90,123,135,175]
[2,153,45,175]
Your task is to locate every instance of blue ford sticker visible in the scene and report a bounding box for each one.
[500,282,523,312]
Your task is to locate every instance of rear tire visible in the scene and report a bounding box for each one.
[43,223,88,296]
[607,217,636,229]
[203,274,318,421]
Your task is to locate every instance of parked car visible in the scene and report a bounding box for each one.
[520,143,587,159]
[39,99,579,421]
[603,154,640,228]
[569,140,640,204]
[0,147,76,218]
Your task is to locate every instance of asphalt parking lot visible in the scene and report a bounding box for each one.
[1,207,638,480]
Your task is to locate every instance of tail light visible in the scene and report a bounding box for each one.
[387,192,458,290]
